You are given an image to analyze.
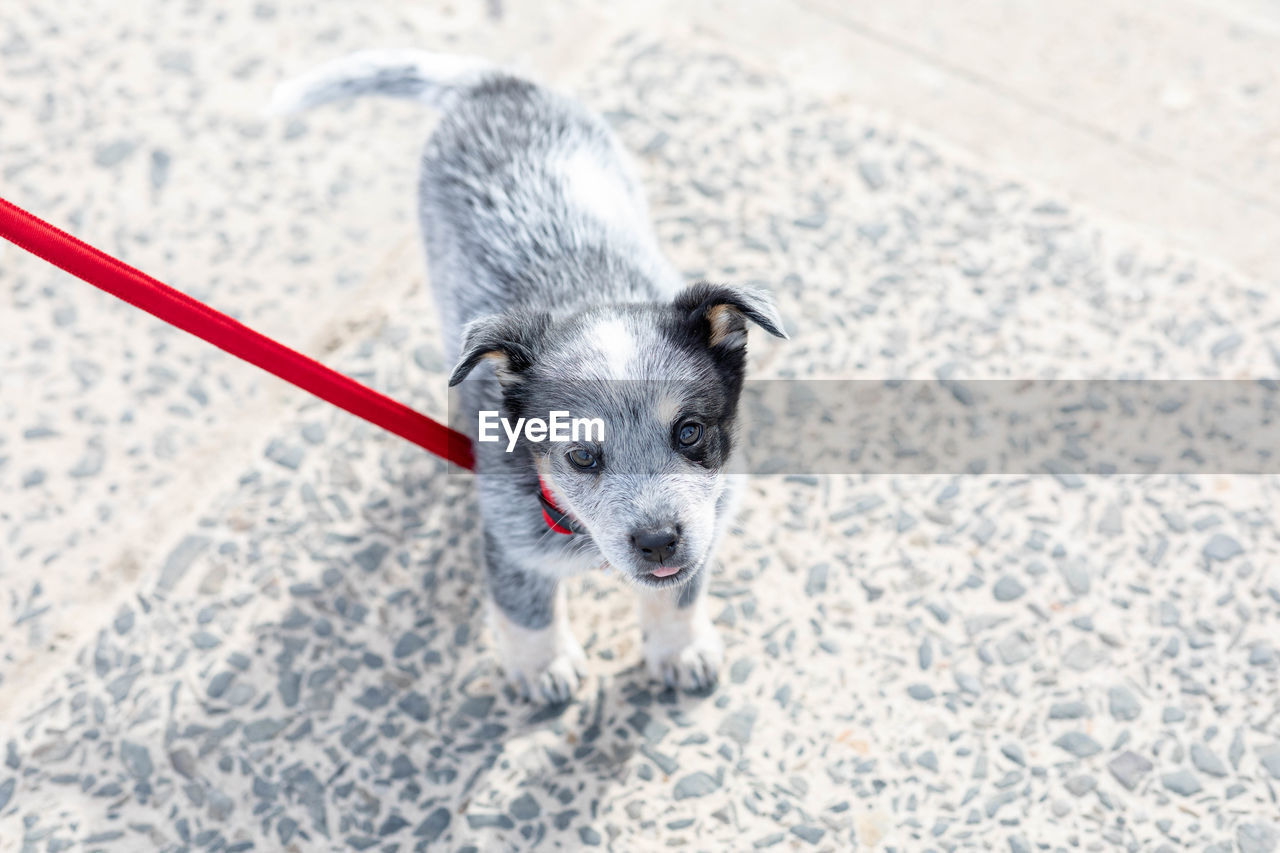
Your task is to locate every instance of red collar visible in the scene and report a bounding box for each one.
[537,477,583,535]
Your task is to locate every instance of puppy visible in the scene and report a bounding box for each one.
[273,51,786,703]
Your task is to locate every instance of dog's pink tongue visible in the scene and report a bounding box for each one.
[650,565,681,578]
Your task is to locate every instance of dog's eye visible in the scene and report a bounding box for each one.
[677,422,703,448]
[566,448,598,470]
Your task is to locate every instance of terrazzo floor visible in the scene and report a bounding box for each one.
[2,3,1279,852]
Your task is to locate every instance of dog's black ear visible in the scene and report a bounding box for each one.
[674,282,788,350]
[448,313,548,387]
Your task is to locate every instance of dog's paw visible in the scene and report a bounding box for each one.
[489,599,588,705]
[644,624,724,692]
[505,644,587,705]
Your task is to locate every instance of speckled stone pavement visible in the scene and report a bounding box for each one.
[4,3,1280,853]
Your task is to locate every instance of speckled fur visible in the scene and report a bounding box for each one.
[273,51,785,702]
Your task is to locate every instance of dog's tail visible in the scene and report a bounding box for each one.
[268,50,495,115]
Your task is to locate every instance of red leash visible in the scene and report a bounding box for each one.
[0,196,475,471]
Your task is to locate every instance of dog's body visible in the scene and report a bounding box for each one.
[274,51,785,702]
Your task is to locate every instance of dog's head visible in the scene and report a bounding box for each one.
[449,283,787,588]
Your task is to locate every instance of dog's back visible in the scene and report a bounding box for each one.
[273,51,679,349]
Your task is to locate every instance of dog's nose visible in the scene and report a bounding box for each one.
[630,527,680,564]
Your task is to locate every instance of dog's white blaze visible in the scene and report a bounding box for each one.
[590,317,638,379]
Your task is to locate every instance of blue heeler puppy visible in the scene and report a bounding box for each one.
[273,51,787,703]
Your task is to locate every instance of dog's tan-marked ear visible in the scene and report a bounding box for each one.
[675,282,789,349]
[448,313,549,387]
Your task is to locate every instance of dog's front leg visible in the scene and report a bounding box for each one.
[637,569,724,691]
[485,536,585,704]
